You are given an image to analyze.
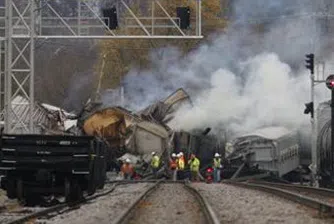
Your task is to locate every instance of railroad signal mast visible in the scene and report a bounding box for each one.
[0,0,203,134]
[304,53,317,186]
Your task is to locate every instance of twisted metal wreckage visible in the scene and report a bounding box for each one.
[0,89,223,177]
[0,89,310,181]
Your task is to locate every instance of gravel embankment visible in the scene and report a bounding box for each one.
[126,183,207,224]
[192,183,334,224]
[0,190,29,224]
[47,183,153,224]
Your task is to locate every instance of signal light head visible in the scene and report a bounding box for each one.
[305,53,314,74]
[326,75,334,90]
[304,102,314,118]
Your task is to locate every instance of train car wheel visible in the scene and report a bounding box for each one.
[98,175,105,189]
[71,180,83,201]
[65,179,83,202]
[87,180,96,196]
[16,178,24,202]
[6,179,16,199]
[75,183,83,201]
[64,178,71,203]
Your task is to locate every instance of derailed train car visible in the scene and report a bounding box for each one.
[79,88,192,171]
[80,105,169,171]
[227,126,300,178]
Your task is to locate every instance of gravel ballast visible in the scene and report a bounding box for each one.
[192,183,334,224]
[126,183,207,224]
[47,183,153,224]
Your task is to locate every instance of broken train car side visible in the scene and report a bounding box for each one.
[81,105,169,171]
[79,88,194,171]
[227,126,300,179]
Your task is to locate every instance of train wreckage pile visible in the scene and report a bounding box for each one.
[1,89,222,178]
[2,88,308,182]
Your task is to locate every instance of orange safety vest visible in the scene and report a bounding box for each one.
[121,164,134,174]
[169,159,177,169]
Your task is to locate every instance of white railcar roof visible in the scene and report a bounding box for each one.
[240,126,293,140]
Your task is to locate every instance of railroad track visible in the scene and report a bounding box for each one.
[113,180,220,224]
[1,183,120,224]
[226,180,334,216]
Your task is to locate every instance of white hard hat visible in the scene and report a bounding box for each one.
[179,152,184,156]
[172,153,176,157]
[125,158,131,163]
[214,153,220,157]
[151,152,156,155]
[177,153,181,157]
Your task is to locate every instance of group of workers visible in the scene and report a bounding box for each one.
[169,152,223,182]
[169,152,201,181]
[119,152,161,180]
[119,150,222,183]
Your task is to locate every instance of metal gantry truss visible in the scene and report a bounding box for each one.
[0,0,203,134]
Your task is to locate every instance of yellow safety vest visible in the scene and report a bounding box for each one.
[189,158,200,172]
[178,157,185,170]
[151,155,160,168]
[213,158,221,168]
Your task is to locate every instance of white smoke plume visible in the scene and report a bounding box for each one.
[113,0,334,135]
[169,53,328,134]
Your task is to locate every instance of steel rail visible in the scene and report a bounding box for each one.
[112,180,162,224]
[226,181,334,215]
[113,180,220,224]
[106,179,185,184]
[248,180,334,197]
[221,173,272,182]
[183,181,220,224]
[7,183,120,224]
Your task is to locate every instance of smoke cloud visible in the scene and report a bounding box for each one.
[169,53,327,134]
[111,0,333,135]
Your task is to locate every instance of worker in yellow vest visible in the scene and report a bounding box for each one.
[177,152,185,179]
[177,152,185,170]
[188,154,200,181]
[213,153,222,183]
[150,152,160,178]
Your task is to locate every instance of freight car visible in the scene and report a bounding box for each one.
[226,126,300,179]
[0,134,107,203]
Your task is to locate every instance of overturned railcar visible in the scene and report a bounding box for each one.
[228,126,300,178]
